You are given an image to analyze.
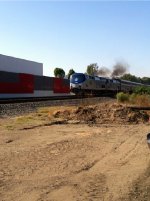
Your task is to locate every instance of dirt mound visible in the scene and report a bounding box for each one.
[53,103,149,124]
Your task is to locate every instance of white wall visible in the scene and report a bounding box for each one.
[0,54,43,75]
[0,90,70,98]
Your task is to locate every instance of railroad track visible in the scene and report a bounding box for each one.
[0,92,115,104]
[0,96,113,117]
[0,95,76,104]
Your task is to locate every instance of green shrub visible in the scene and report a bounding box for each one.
[116,92,129,102]
[117,91,150,106]
[134,86,150,95]
[129,93,137,104]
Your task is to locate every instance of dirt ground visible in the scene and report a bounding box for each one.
[0,101,150,201]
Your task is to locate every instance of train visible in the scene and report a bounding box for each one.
[0,54,149,99]
[0,70,70,99]
[70,73,148,96]
[0,70,149,99]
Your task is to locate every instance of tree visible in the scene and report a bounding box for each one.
[141,77,150,85]
[120,73,141,83]
[67,69,75,79]
[121,74,150,85]
[54,68,65,78]
[86,63,99,76]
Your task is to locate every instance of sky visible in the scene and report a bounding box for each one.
[0,1,149,77]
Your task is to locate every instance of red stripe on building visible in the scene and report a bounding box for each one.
[53,78,70,93]
[19,74,34,93]
[0,73,34,93]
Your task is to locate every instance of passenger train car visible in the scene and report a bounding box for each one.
[0,71,70,99]
[70,73,146,96]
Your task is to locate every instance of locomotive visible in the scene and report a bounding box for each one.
[70,73,146,96]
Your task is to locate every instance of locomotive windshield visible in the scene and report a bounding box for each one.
[70,73,86,84]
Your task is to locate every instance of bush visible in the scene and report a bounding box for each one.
[117,92,150,106]
[129,93,137,104]
[116,92,129,103]
[134,86,150,95]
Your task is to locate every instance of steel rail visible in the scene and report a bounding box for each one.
[0,92,115,104]
[0,96,113,117]
[0,95,76,104]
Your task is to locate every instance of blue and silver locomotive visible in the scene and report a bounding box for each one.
[70,73,145,96]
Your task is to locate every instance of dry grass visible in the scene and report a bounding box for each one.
[118,93,150,107]
[134,95,150,106]
[38,106,76,119]
[1,106,76,131]
[16,115,35,123]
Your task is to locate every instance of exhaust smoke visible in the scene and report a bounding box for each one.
[98,67,111,77]
[111,62,129,77]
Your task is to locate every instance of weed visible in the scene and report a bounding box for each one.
[116,92,129,103]
[134,86,150,95]
[117,92,150,106]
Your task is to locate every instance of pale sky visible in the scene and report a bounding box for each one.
[0,1,149,77]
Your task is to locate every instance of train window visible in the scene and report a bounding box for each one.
[95,76,100,80]
[113,80,119,83]
[70,74,86,83]
[100,78,106,82]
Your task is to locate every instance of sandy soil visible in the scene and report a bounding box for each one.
[0,103,150,201]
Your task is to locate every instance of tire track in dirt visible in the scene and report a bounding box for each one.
[80,127,150,201]
[0,124,149,201]
[38,173,107,201]
[120,162,150,201]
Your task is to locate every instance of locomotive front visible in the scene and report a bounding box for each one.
[70,73,86,95]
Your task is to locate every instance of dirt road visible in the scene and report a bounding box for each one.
[0,104,150,201]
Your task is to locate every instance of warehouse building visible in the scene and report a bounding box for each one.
[0,54,43,76]
[0,54,70,99]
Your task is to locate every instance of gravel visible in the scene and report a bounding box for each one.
[0,97,113,117]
